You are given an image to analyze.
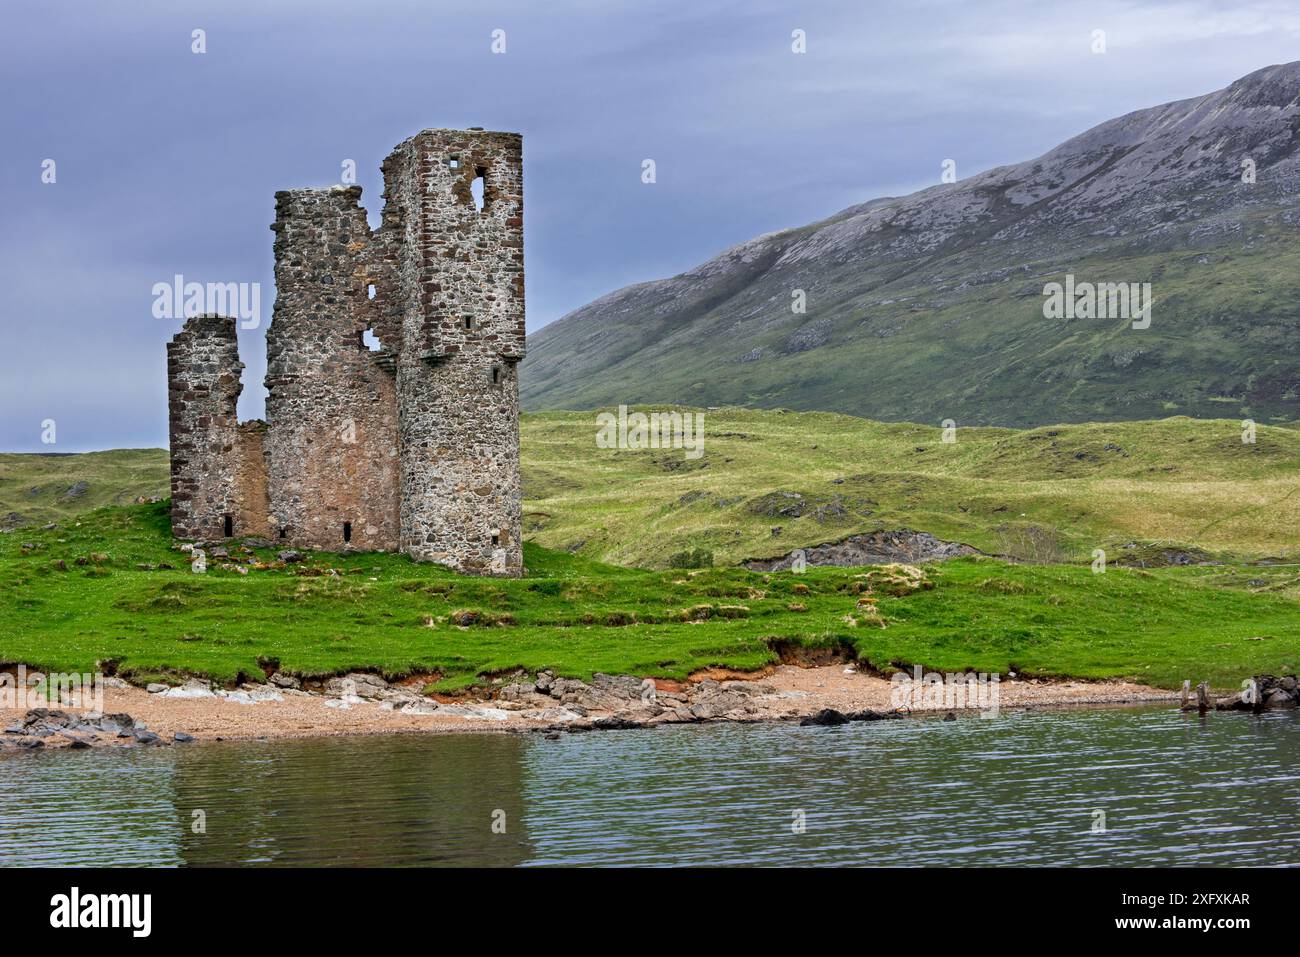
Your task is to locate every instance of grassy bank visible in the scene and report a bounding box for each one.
[1,502,1297,692]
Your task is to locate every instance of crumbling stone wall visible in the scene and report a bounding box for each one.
[167,128,525,576]
[264,186,400,551]
[167,315,266,541]
[234,420,271,539]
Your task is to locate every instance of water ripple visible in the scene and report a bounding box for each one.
[0,706,1295,866]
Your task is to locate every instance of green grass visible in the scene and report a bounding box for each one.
[1,501,1297,693]
[6,410,1298,570]
[522,408,1300,568]
[3,408,1298,693]
[0,449,166,528]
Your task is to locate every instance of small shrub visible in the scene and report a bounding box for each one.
[995,522,1066,565]
[450,608,481,626]
[668,547,714,569]
[852,596,887,628]
[449,608,515,627]
[864,563,933,597]
[978,578,1026,595]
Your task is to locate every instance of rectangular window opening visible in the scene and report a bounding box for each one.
[491,533,500,547]
[491,363,503,385]
[343,521,353,544]
[449,155,460,169]
[223,514,233,537]
[367,283,376,300]
[463,315,473,330]
[471,168,486,212]
[279,527,287,539]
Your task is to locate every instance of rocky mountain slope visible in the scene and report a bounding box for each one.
[522,62,1300,426]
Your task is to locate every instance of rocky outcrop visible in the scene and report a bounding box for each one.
[0,709,193,750]
[148,677,287,704]
[800,707,900,726]
[745,529,977,571]
[1215,675,1299,712]
[482,671,784,729]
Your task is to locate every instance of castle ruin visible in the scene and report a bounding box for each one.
[167,128,525,576]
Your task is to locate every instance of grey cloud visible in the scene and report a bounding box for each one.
[1,0,1296,449]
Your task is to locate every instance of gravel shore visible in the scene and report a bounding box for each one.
[0,665,1179,749]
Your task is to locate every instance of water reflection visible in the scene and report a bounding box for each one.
[173,734,532,867]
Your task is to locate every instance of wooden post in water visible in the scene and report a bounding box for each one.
[1180,679,1191,710]
[1196,681,1212,714]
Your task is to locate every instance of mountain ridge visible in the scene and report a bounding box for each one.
[521,62,1300,426]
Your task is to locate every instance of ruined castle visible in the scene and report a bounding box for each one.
[167,128,525,576]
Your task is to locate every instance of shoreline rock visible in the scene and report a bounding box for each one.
[1214,674,1299,712]
[0,708,197,751]
[0,666,1195,750]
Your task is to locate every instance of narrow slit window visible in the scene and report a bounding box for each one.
[223,514,233,537]
[279,527,287,539]
[490,363,503,385]
[491,533,500,547]
[471,167,486,211]
[367,283,376,300]
[343,521,352,544]
[463,316,473,330]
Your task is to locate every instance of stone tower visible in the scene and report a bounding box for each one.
[166,128,526,577]
[166,314,247,541]
[384,129,526,574]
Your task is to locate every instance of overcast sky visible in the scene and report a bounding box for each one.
[3,0,1298,451]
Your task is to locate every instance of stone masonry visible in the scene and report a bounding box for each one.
[167,128,526,576]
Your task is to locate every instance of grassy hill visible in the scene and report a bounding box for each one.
[0,449,167,528]
[523,409,1300,568]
